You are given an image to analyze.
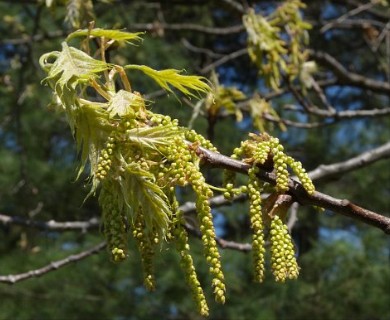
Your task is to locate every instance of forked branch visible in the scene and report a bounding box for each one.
[195,146,390,234]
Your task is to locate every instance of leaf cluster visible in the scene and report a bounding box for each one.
[243,0,312,89]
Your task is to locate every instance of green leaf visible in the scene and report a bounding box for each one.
[125,64,210,97]
[39,42,110,98]
[65,0,94,29]
[74,101,111,180]
[107,90,145,118]
[204,71,245,121]
[125,125,183,151]
[118,161,171,238]
[249,95,286,132]
[66,28,144,44]
[216,87,246,121]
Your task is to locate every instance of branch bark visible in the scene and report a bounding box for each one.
[308,141,390,182]
[0,242,106,284]
[310,50,390,94]
[195,146,390,234]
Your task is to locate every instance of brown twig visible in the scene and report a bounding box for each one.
[200,48,248,74]
[195,146,390,234]
[130,22,244,35]
[0,215,100,231]
[321,0,381,33]
[310,50,390,94]
[219,0,246,13]
[184,221,252,253]
[0,242,106,284]
[308,141,390,182]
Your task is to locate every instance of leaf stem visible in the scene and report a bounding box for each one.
[89,78,111,101]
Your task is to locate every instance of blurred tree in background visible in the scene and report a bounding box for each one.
[0,0,389,319]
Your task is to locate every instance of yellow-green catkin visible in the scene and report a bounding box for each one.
[222,169,236,200]
[286,156,315,194]
[96,135,116,181]
[192,175,226,304]
[185,129,217,152]
[254,140,271,165]
[270,140,289,192]
[164,135,226,304]
[132,209,156,291]
[171,199,209,317]
[99,185,128,262]
[161,135,194,188]
[248,167,266,282]
[270,215,299,282]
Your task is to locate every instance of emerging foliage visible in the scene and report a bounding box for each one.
[243,0,312,89]
[125,64,210,97]
[40,28,315,316]
[66,28,144,44]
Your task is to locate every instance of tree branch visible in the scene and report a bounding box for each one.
[320,0,381,33]
[0,242,106,284]
[308,141,390,182]
[0,195,251,253]
[130,22,244,35]
[310,50,390,94]
[201,48,248,74]
[0,215,100,231]
[2,143,390,235]
[219,0,246,13]
[195,146,390,234]
[184,220,252,253]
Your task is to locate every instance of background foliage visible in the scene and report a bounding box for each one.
[0,0,389,319]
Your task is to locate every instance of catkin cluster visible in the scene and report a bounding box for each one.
[133,208,157,291]
[95,120,315,312]
[237,133,315,195]
[228,133,315,283]
[248,167,266,283]
[171,198,209,316]
[185,129,218,152]
[99,184,128,262]
[95,135,116,180]
[92,103,229,312]
[270,215,299,281]
[163,136,226,304]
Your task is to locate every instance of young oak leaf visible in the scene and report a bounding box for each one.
[125,125,183,151]
[204,72,246,121]
[39,42,110,97]
[107,90,145,118]
[125,64,210,97]
[118,159,171,240]
[66,28,144,44]
[74,101,111,181]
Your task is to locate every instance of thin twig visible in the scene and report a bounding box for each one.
[0,215,100,231]
[308,141,390,182]
[219,0,246,13]
[321,0,380,33]
[287,202,299,231]
[0,242,106,284]
[310,50,390,94]
[201,48,248,74]
[184,222,252,253]
[181,38,223,58]
[130,22,245,35]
